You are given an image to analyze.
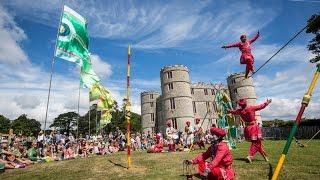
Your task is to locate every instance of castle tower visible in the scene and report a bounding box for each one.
[140,91,160,133]
[160,65,194,132]
[227,72,261,124]
[190,83,220,131]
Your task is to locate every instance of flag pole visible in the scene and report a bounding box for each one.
[44,5,64,133]
[126,45,132,168]
[96,105,98,135]
[77,81,81,138]
[89,99,91,138]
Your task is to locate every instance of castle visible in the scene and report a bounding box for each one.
[140,65,260,134]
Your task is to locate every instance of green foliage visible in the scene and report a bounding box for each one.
[11,114,41,136]
[306,13,320,63]
[78,104,100,137]
[103,101,142,134]
[49,112,79,135]
[0,115,11,134]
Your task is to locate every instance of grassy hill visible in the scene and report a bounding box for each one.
[1,140,319,180]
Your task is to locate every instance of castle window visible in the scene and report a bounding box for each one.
[172,118,177,129]
[193,101,197,113]
[150,94,154,99]
[204,89,208,95]
[168,83,173,90]
[170,98,175,109]
[211,89,215,95]
[232,79,236,84]
[167,71,173,78]
[150,102,154,107]
[151,113,155,122]
[234,89,238,94]
[206,102,210,112]
[191,88,194,94]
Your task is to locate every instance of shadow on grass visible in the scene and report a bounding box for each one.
[268,163,273,180]
[234,157,266,162]
[179,173,205,180]
[234,157,249,162]
[108,160,127,169]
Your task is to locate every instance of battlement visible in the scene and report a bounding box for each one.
[141,91,161,96]
[191,82,227,89]
[160,64,189,72]
[227,72,247,78]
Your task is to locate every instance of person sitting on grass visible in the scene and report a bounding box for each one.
[147,134,163,153]
[186,127,235,180]
[27,142,39,162]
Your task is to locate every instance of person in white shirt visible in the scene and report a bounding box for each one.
[184,121,194,148]
[165,119,178,152]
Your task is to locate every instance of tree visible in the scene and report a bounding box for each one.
[306,13,320,63]
[78,107,99,136]
[50,112,79,136]
[11,114,41,136]
[0,115,11,133]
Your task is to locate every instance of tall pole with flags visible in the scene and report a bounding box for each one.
[43,5,64,132]
[125,45,132,168]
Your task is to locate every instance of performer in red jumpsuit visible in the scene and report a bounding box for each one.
[147,134,163,153]
[227,98,271,163]
[222,31,260,78]
[187,127,235,180]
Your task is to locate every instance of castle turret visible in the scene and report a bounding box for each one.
[140,91,160,133]
[160,65,194,132]
[227,72,261,123]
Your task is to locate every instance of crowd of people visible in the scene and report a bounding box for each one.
[0,127,153,171]
[0,122,223,172]
[0,98,271,180]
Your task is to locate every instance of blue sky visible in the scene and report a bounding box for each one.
[0,0,319,127]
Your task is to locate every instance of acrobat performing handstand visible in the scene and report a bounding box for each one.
[222,31,260,78]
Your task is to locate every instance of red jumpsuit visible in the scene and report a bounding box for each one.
[224,33,259,77]
[148,138,163,153]
[192,142,235,180]
[228,101,268,158]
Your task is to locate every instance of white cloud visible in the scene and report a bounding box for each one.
[0,5,27,64]
[3,0,278,51]
[90,54,112,78]
[261,97,320,120]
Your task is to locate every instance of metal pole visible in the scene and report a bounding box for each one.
[272,64,320,180]
[77,81,81,138]
[89,102,91,137]
[44,5,64,132]
[96,105,98,135]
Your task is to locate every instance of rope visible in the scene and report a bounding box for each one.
[249,25,308,78]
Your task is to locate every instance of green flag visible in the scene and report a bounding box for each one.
[93,84,115,128]
[55,5,89,66]
[80,57,100,88]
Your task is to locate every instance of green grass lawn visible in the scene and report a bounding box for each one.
[1,140,320,180]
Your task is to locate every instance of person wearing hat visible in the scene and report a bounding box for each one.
[194,118,205,149]
[221,31,260,78]
[227,98,271,163]
[184,121,195,149]
[166,119,178,152]
[186,127,235,180]
[147,134,163,153]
